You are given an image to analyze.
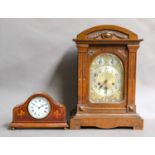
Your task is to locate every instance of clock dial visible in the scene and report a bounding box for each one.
[28,97,51,119]
[89,53,124,103]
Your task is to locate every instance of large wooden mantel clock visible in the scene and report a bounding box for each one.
[70,25,144,129]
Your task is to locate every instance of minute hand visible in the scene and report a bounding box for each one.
[102,79,108,87]
[40,104,47,108]
[104,80,108,95]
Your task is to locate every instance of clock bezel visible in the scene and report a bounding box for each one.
[23,93,54,122]
[27,96,52,120]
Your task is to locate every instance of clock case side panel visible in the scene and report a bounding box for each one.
[9,93,68,129]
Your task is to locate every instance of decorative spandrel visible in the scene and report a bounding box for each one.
[89,53,124,103]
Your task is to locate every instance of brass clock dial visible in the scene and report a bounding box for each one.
[89,53,124,103]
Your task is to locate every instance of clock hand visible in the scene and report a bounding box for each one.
[99,79,108,89]
[104,79,108,84]
[102,79,108,87]
[32,103,38,108]
[98,80,108,89]
[105,86,108,95]
[99,84,103,89]
[104,80,108,95]
[39,103,48,108]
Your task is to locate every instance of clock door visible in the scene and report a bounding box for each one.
[87,46,128,111]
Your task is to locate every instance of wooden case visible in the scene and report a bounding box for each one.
[70,25,144,129]
[9,93,68,129]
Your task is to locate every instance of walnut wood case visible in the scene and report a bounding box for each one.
[70,25,144,130]
[9,93,68,129]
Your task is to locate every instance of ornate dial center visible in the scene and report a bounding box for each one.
[92,66,121,96]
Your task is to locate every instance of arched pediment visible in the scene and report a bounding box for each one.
[76,25,138,40]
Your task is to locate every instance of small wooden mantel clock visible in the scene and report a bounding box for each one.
[9,93,68,129]
[70,25,144,129]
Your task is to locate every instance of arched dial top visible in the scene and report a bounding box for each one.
[89,53,124,104]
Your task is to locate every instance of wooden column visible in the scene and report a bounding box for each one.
[127,44,139,112]
[77,44,89,108]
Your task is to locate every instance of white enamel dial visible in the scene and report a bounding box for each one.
[28,97,51,119]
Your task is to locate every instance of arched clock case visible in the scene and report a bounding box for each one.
[70,25,144,129]
[9,93,68,129]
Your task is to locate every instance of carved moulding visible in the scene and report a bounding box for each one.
[87,30,129,40]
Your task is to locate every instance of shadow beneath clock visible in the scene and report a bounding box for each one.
[46,46,78,121]
[3,123,10,129]
[81,127,133,130]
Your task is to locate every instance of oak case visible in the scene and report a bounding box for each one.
[70,25,144,129]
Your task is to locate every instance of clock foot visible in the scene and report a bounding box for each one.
[64,127,69,130]
[133,124,143,130]
[8,124,15,130]
[9,126,15,130]
[70,118,81,129]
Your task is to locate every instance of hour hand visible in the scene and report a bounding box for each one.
[99,84,103,89]
[40,104,47,108]
[32,103,38,107]
[104,86,108,94]
[103,79,108,85]
[99,80,108,89]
